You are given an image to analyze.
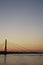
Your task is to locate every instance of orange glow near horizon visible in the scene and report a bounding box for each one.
[0,40,43,52]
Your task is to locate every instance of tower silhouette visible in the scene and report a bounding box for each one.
[5,39,7,54]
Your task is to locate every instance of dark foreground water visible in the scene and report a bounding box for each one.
[0,54,43,65]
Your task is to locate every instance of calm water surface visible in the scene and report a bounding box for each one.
[0,54,43,65]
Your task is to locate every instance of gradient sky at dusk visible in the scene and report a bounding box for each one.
[0,0,43,51]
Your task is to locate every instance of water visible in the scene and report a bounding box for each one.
[0,54,43,65]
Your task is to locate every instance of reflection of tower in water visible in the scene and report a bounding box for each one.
[4,55,7,65]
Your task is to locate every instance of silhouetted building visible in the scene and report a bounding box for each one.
[5,39,7,53]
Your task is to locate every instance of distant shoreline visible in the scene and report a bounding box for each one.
[0,51,43,55]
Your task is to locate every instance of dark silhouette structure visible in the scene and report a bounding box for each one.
[5,39,7,54]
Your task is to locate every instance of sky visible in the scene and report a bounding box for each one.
[0,0,43,51]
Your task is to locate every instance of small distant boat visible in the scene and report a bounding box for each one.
[40,55,42,56]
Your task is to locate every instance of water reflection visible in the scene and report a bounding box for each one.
[0,54,43,65]
[4,55,6,65]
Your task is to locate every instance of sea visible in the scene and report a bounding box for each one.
[0,54,43,65]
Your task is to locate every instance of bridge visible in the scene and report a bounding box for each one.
[0,39,43,55]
